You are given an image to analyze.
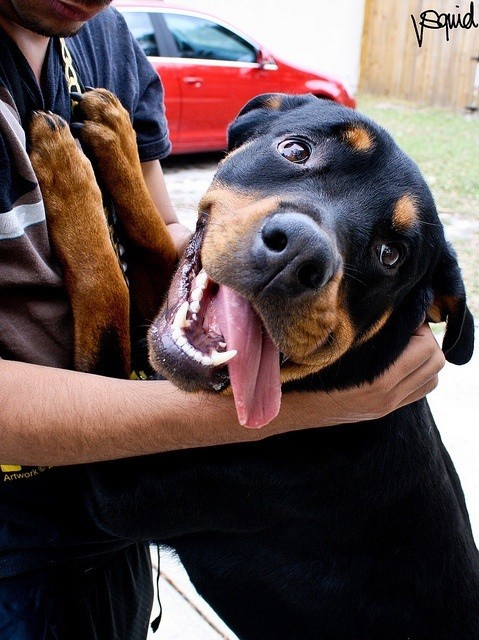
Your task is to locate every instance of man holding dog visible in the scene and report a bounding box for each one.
[0,0,445,638]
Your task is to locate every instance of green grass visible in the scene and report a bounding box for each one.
[357,94,479,220]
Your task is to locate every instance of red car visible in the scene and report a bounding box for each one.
[113,1,356,154]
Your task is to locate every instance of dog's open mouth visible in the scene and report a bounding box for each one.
[148,234,281,428]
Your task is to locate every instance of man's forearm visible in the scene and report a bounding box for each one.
[0,359,250,466]
[0,324,444,466]
[0,359,344,466]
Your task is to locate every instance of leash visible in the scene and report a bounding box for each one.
[59,37,82,97]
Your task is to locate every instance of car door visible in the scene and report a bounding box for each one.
[161,11,279,152]
[119,9,181,147]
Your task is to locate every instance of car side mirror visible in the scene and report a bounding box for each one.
[256,49,274,68]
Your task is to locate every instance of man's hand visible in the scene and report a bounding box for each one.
[275,323,445,430]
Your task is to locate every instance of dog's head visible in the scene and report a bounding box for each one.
[148,93,474,427]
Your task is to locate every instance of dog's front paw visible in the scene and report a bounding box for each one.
[71,88,139,174]
[29,111,100,204]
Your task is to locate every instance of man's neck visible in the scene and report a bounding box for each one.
[0,15,49,83]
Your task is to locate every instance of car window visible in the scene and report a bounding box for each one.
[163,13,257,62]
[121,12,159,56]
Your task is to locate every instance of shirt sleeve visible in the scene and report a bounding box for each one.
[68,8,172,162]
[130,34,172,162]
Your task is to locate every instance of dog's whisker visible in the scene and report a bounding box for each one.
[344,269,366,286]
[417,219,443,228]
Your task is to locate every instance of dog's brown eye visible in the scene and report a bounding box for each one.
[376,243,402,268]
[277,139,311,163]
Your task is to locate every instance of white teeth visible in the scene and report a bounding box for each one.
[170,329,236,369]
[169,269,237,369]
[190,287,203,302]
[176,334,187,348]
[210,349,237,366]
[195,269,209,289]
[188,272,207,314]
[173,301,190,329]
[184,344,196,357]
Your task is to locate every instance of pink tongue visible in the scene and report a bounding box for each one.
[216,285,281,428]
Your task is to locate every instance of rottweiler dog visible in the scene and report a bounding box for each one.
[30,91,479,639]
[145,94,479,639]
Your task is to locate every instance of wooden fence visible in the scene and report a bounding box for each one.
[359,0,479,111]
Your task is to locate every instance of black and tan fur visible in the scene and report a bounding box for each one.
[29,88,176,377]
[30,91,479,639]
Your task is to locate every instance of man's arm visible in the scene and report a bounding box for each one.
[141,159,192,254]
[0,323,444,467]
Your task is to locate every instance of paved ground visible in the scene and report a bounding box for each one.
[147,154,479,639]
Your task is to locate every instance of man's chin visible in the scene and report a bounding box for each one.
[1,0,110,38]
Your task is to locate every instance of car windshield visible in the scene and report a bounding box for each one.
[163,13,257,62]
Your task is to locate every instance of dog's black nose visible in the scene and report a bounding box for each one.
[254,212,337,295]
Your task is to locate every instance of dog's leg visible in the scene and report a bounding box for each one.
[29,112,131,377]
[73,88,178,321]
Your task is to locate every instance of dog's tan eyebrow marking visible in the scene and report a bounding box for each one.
[392,194,419,231]
[341,126,374,151]
[263,95,283,110]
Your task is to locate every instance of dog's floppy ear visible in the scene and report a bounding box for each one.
[227,93,312,150]
[427,243,475,364]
